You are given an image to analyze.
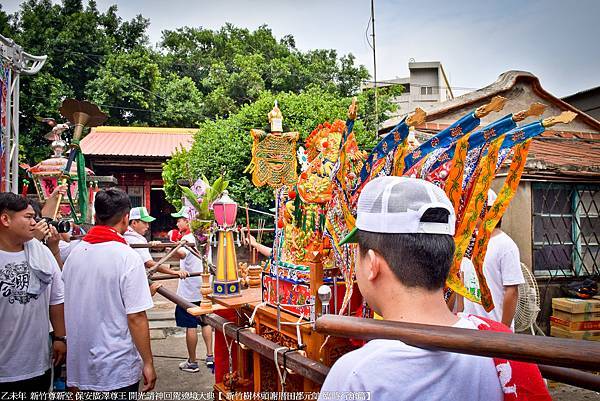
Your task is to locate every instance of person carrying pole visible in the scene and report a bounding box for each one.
[62,189,156,394]
[124,206,190,281]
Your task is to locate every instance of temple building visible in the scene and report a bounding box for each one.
[80,126,196,238]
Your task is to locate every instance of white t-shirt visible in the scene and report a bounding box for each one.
[123,227,152,264]
[176,233,203,302]
[319,318,503,401]
[462,231,525,327]
[0,241,64,383]
[62,240,153,391]
[58,239,82,262]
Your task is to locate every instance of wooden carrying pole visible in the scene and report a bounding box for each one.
[155,286,329,384]
[151,271,203,281]
[146,241,186,276]
[315,315,600,370]
[537,365,600,392]
[155,287,599,391]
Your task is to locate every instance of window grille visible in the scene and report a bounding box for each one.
[532,183,599,277]
[126,186,144,208]
[420,86,434,95]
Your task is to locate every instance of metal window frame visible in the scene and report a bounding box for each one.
[532,182,599,278]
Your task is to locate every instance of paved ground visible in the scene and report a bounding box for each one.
[152,333,214,393]
[148,278,215,394]
[548,383,599,401]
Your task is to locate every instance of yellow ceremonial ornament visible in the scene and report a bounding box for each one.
[246,102,299,188]
[444,133,471,215]
[447,136,503,305]
[470,141,531,311]
[268,100,283,132]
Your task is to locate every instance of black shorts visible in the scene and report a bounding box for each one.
[175,301,207,328]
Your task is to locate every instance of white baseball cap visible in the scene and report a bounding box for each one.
[171,206,192,219]
[129,206,155,222]
[487,189,497,207]
[339,176,456,245]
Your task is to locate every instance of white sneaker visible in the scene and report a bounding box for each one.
[179,359,200,373]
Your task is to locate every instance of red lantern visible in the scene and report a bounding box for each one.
[213,191,238,228]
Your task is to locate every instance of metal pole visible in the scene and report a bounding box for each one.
[0,34,46,193]
[11,74,19,192]
[3,69,12,191]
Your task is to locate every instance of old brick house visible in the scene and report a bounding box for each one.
[380,71,600,331]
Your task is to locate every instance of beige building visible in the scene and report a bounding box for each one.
[364,61,454,116]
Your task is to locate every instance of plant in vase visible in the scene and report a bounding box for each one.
[180,175,229,254]
[180,175,229,309]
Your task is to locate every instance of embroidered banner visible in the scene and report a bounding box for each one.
[470,140,531,311]
[402,110,482,173]
[446,136,503,304]
[444,133,471,215]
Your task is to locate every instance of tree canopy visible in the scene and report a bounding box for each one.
[4,1,377,165]
[4,1,403,211]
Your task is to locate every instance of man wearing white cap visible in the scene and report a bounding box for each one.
[319,177,549,401]
[169,206,214,372]
[124,207,189,279]
[460,190,525,329]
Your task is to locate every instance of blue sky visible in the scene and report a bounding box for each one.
[4,0,599,97]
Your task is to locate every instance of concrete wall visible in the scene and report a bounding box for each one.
[438,67,452,102]
[492,179,533,268]
[563,89,600,121]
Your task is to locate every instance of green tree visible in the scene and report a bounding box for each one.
[85,49,159,125]
[159,24,370,114]
[0,4,15,37]
[7,0,150,164]
[153,74,204,127]
[7,2,376,170]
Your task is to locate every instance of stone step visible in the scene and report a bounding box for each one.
[147,310,175,321]
[150,328,166,340]
[149,319,177,329]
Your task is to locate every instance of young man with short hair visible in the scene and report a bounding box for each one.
[170,206,214,372]
[124,206,189,279]
[0,193,66,392]
[319,177,549,401]
[62,188,156,392]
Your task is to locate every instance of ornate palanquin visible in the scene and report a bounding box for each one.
[212,99,578,398]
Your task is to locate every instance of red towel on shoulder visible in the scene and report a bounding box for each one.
[83,225,127,245]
